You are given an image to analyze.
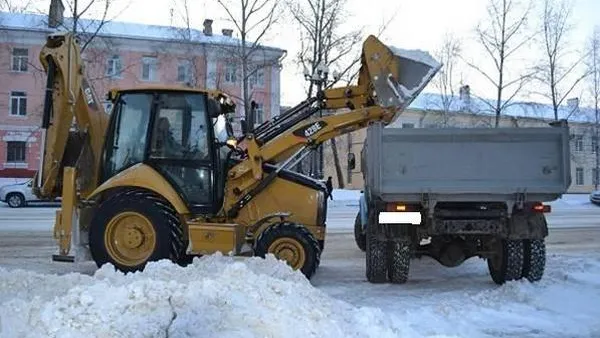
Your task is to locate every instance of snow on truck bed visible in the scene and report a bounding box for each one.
[1,252,600,338]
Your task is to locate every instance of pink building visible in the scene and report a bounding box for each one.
[0,11,285,178]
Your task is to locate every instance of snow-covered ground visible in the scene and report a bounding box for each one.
[0,246,599,337]
[0,190,599,337]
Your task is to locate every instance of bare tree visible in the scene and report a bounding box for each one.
[430,32,462,126]
[44,0,115,52]
[214,0,281,132]
[286,0,397,181]
[535,0,590,121]
[462,0,536,127]
[167,0,205,88]
[587,27,600,189]
[0,0,35,12]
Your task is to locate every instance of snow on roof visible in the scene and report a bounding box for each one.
[407,91,596,124]
[0,11,285,54]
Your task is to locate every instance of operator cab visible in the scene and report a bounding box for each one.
[99,87,236,215]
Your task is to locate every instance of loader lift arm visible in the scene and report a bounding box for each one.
[225,35,442,218]
[33,32,109,201]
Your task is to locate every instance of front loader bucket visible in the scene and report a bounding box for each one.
[360,35,442,122]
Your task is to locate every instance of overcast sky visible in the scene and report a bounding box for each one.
[27,0,600,108]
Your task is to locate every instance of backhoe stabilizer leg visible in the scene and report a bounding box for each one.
[52,166,91,263]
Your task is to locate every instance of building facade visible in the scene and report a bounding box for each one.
[323,91,599,194]
[0,11,285,178]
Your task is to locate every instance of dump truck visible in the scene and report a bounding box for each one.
[353,120,571,284]
[33,30,441,279]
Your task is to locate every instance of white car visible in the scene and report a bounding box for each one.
[0,179,52,208]
[591,190,600,206]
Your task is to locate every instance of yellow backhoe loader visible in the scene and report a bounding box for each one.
[33,31,441,279]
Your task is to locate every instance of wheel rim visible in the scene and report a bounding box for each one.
[104,211,156,267]
[8,195,21,207]
[268,238,306,270]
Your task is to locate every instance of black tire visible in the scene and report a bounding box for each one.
[6,192,25,208]
[354,213,366,252]
[387,240,411,284]
[487,239,524,285]
[89,188,187,273]
[365,223,387,283]
[522,239,545,282]
[254,222,321,279]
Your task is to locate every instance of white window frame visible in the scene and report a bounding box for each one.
[177,60,192,83]
[224,63,237,83]
[249,67,265,88]
[6,141,27,163]
[141,56,158,81]
[575,167,584,185]
[254,102,264,124]
[9,91,27,117]
[11,48,28,72]
[574,135,584,152]
[106,55,122,78]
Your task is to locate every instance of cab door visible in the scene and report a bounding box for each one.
[147,92,217,215]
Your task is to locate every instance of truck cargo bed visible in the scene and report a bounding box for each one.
[362,121,571,203]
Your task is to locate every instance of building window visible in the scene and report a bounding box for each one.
[177,60,192,83]
[141,56,158,81]
[6,141,26,163]
[224,63,237,83]
[593,168,598,186]
[574,135,583,151]
[402,123,415,128]
[254,102,264,124]
[11,48,28,72]
[249,67,264,87]
[106,55,122,77]
[592,135,598,153]
[9,91,27,116]
[576,167,584,185]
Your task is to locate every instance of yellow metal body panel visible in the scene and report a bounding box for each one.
[36,33,109,200]
[187,222,246,255]
[104,211,157,267]
[54,166,78,256]
[88,163,189,215]
[227,176,326,241]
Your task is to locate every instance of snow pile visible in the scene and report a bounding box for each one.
[0,254,456,338]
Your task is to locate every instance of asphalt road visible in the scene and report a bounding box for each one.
[0,203,598,276]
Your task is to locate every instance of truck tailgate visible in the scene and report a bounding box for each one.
[363,122,572,203]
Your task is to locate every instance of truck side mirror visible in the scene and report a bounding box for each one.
[348,153,356,170]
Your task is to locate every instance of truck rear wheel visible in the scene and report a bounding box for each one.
[354,213,366,252]
[487,239,524,285]
[522,239,545,282]
[366,224,387,283]
[387,240,411,284]
[254,222,321,279]
[89,189,187,273]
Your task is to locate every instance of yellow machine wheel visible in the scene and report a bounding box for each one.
[89,188,188,273]
[254,222,321,279]
[104,211,157,267]
[267,238,307,270]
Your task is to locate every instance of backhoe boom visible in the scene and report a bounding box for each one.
[34,32,109,200]
[224,35,441,218]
